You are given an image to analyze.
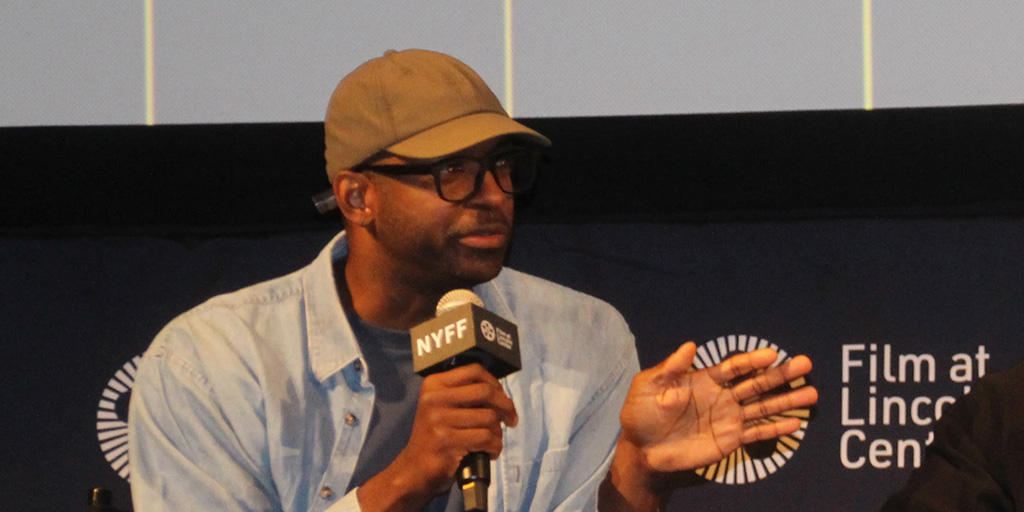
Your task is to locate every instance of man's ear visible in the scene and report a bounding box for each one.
[333,171,374,227]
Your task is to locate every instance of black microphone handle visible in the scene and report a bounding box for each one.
[417,288,521,512]
[458,451,490,512]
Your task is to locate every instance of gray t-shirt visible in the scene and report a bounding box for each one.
[345,312,462,512]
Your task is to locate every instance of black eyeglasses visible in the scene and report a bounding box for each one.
[357,146,541,203]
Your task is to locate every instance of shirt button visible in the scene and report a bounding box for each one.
[353,360,363,372]
[345,413,358,426]
[320,486,334,499]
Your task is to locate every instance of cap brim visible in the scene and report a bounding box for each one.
[386,111,551,161]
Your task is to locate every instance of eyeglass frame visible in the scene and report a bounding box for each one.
[353,145,542,203]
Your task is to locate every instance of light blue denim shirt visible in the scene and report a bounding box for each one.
[129,232,639,512]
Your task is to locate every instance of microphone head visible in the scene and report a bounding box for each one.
[413,287,520,378]
[436,289,484,317]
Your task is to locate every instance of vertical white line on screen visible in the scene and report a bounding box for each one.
[144,0,156,125]
[504,0,514,116]
[863,0,874,111]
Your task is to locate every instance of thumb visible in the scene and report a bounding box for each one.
[656,341,698,377]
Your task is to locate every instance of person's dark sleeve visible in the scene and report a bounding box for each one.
[880,364,1023,512]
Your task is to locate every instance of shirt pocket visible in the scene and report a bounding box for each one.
[502,446,568,512]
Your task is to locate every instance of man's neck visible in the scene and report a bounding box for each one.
[337,253,448,331]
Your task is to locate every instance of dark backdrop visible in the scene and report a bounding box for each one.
[3,105,1024,511]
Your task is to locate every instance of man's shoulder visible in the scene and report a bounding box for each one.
[176,231,344,326]
[486,267,633,342]
[151,267,310,354]
[491,267,620,312]
[202,269,308,312]
[489,267,639,395]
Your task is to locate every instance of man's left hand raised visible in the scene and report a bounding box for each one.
[600,342,818,511]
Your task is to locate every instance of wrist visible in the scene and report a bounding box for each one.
[599,435,667,512]
[357,462,436,512]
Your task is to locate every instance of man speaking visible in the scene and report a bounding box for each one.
[128,49,817,512]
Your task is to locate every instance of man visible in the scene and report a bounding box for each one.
[129,49,817,512]
[880,358,1024,511]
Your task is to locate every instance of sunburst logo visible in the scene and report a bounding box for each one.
[96,355,142,481]
[691,335,812,485]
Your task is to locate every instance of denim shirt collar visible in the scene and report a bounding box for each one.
[303,231,525,383]
[304,231,361,383]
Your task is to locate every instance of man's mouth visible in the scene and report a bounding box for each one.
[458,226,510,249]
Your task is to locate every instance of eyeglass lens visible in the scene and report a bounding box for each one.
[436,150,538,202]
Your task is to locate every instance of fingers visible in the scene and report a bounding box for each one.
[386,364,516,500]
[707,347,780,385]
[741,385,818,422]
[650,342,697,379]
[431,362,503,387]
[437,408,507,434]
[424,364,518,427]
[731,354,813,402]
[423,382,518,426]
[430,424,506,458]
[740,417,804,445]
[664,342,698,371]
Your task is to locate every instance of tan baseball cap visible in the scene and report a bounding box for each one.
[323,49,551,183]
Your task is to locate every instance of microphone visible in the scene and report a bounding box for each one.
[410,289,522,512]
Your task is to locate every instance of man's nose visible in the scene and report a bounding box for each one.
[469,168,509,205]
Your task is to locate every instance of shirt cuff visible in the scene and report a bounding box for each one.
[323,486,363,512]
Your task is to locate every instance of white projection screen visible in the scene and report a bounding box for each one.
[2,1,1023,127]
